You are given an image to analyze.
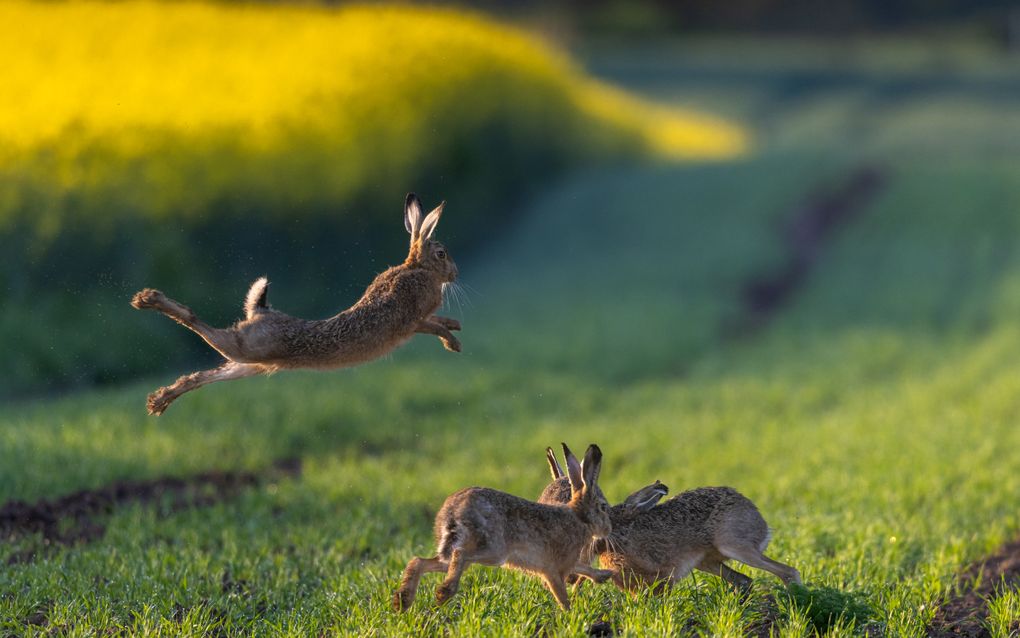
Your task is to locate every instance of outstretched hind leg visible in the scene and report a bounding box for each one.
[393,555,447,612]
[717,543,801,585]
[132,288,245,361]
[147,362,264,416]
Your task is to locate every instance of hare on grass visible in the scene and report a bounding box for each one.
[539,447,801,593]
[393,443,613,612]
[131,193,460,415]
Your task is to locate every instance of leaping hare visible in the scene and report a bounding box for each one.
[131,194,460,415]
[539,448,801,592]
[393,443,613,612]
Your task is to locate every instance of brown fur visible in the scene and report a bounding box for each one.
[393,444,613,612]
[539,450,800,593]
[130,194,459,415]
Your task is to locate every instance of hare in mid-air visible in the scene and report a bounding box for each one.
[539,448,801,592]
[393,443,614,612]
[131,194,460,415]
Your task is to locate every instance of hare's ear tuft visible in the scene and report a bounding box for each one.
[405,193,423,240]
[545,447,564,480]
[419,201,445,240]
[562,442,583,493]
[581,444,603,489]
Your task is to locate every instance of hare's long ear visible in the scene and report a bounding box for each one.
[405,193,423,243]
[580,444,603,489]
[562,442,583,493]
[622,480,668,513]
[418,201,445,241]
[545,447,564,480]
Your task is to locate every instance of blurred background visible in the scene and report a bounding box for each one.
[3,0,1017,400]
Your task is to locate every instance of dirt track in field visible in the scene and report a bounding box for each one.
[733,165,886,333]
[928,537,1020,637]
[1,458,300,564]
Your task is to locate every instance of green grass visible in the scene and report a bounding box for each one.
[986,588,1020,638]
[4,37,1020,637]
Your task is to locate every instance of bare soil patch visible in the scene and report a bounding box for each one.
[928,537,1020,637]
[734,165,887,332]
[1,458,300,563]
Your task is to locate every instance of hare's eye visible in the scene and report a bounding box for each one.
[436,249,447,260]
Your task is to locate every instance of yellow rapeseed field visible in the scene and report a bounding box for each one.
[0,2,743,151]
[0,0,746,239]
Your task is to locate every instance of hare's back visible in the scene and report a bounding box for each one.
[669,487,769,550]
[435,487,579,557]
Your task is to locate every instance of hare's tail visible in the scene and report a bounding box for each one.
[437,516,462,561]
[244,277,269,319]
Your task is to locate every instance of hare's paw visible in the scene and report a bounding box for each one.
[592,569,616,584]
[441,335,461,353]
[131,288,166,310]
[435,583,458,605]
[392,589,413,612]
[433,316,461,331]
[146,387,174,416]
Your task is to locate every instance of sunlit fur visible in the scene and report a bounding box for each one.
[130,194,460,415]
[538,452,801,592]
[393,444,612,612]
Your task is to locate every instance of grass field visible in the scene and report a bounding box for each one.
[4,34,1020,638]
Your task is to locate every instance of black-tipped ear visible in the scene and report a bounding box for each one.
[623,480,668,513]
[545,447,564,480]
[405,193,423,240]
[419,201,445,241]
[562,442,583,493]
[581,444,602,489]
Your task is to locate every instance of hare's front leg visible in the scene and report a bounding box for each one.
[415,319,461,352]
[540,573,573,610]
[429,315,461,331]
[571,564,615,585]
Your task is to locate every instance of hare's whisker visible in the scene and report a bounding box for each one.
[455,281,478,306]
[452,281,472,309]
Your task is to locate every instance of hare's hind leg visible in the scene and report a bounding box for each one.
[415,319,461,353]
[717,543,801,585]
[147,361,264,416]
[132,288,207,328]
[435,549,473,605]
[698,558,753,591]
[132,289,245,361]
[393,556,447,612]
